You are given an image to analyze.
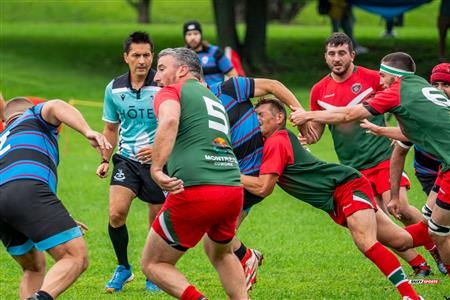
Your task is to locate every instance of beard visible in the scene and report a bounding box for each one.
[330,61,351,76]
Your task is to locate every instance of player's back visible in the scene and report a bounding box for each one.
[210,77,263,175]
[0,103,59,193]
[269,129,361,212]
[394,75,450,171]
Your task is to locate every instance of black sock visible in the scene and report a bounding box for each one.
[35,291,54,300]
[108,224,130,269]
[234,242,247,261]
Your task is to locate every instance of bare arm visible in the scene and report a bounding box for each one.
[102,122,119,161]
[96,122,118,178]
[388,143,410,219]
[360,119,409,141]
[240,173,279,198]
[290,104,372,126]
[41,100,111,151]
[253,78,304,111]
[150,100,184,194]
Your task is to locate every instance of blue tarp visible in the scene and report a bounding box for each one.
[350,0,432,19]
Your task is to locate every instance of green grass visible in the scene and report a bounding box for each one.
[0,2,449,299]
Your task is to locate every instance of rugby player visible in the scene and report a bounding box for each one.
[1,98,111,300]
[141,47,248,300]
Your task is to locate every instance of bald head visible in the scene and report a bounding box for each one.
[4,97,34,124]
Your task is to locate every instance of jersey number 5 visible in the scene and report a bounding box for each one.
[203,96,229,135]
[0,130,11,156]
[422,87,450,108]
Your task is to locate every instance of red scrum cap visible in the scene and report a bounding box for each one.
[430,63,450,83]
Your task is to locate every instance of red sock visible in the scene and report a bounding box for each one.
[408,254,426,267]
[364,242,418,299]
[181,285,207,300]
[404,221,432,247]
[446,264,450,277]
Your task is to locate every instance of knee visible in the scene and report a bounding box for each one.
[109,211,126,227]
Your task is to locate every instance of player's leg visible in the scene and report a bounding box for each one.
[346,209,421,299]
[428,172,450,275]
[141,228,188,297]
[204,236,247,299]
[231,191,264,291]
[11,248,46,299]
[38,236,88,298]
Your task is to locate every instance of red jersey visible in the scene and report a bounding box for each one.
[310,66,392,170]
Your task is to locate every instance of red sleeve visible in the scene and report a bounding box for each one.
[259,131,293,176]
[154,83,182,119]
[364,80,401,115]
[309,83,322,111]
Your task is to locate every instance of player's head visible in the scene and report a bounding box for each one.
[324,32,355,76]
[123,31,154,78]
[255,98,287,138]
[183,20,202,50]
[155,47,202,87]
[430,63,450,97]
[379,52,416,89]
[4,97,34,126]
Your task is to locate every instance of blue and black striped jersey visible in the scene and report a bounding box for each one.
[0,104,59,193]
[197,44,233,86]
[210,77,262,175]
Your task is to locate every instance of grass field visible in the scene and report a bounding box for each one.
[0,1,449,299]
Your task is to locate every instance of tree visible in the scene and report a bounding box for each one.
[126,0,152,24]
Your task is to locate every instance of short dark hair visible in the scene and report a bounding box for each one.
[381,52,416,73]
[325,32,354,53]
[124,31,154,53]
[255,98,287,128]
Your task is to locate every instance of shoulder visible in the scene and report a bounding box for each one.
[111,72,129,89]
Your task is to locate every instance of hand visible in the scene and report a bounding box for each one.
[151,169,184,195]
[135,145,153,164]
[75,220,89,234]
[289,106,309,126]
[360,119,381,136]
[387,197,402,220]
[96,162,109,178]
[298,122,320,144]
[85,130,112,151]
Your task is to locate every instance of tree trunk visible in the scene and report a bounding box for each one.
[213,0,241,53]
[137,0,151,24]
[243,0,267,71]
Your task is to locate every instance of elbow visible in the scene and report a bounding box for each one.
[161,116,179,129]
[258,184,274,198]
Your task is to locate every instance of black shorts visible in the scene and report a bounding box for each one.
[415,172,438,196]
[0,180,81,256]
[243,189,264,210]
[110,154,166,204]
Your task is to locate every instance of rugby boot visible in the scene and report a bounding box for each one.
[105,265,134,292]
[241,248,263,291]
[145,279,161,292]
[429,247,448,275]
[412,262,432,277]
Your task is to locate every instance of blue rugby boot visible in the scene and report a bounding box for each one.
[145,279,161,292]
[105,265,134,293]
